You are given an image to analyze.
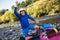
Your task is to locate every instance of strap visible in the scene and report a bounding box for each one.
[53,28,58,33]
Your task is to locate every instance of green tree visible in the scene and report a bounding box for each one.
[11,5,15,10]
[0,9,6,15]
[11,0,38,9]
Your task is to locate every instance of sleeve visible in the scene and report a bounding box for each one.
[14,7,20,17]
[28,14,35,21]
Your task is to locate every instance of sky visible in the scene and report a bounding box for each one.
[0,0,25,10]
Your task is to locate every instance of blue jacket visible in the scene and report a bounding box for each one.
[14,7,35,29]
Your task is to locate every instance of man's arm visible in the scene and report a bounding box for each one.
[14,7,20,17]
[14,1,20,17]
[28,14,40,24]
[28,14,35,21]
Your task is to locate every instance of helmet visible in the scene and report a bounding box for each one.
[19,8,25,12]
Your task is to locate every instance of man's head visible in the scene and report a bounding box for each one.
[19,8,26,15]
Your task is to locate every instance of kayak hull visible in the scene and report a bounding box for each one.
[26,35,60,40]
[26,30,60,40]
[40,35,60,40]
[49,35,60,40]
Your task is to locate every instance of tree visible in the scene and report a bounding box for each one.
[11,0,38,9]
[11,5,15,10]
[0,9,6,15]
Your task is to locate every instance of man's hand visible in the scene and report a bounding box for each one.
[35,19,40,24]
[16,1,18,7]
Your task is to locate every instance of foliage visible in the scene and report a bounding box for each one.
[0,9,6,16]
[26,0,60,17]
[0,0,60,23]
[0,10,18,23]
[11,0,38,9]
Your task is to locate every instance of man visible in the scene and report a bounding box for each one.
[14,1,39,37]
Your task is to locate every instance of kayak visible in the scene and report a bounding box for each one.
[26,33,60,40]
[26,32,60,40]
[26,28,60,40]
[40,27,60,40]
[40,35,60,40]
[49,35,60,40]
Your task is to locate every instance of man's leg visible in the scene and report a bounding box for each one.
[28,24,40,40]
[29,24,39,30]
[29,24,39,32]
[22,28,29,37]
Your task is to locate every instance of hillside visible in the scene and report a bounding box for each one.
[26,0,60,17]
[0,0,60,23]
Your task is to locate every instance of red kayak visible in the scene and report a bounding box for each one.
[26,34,60,40]
[40,28,60,40]
[26,28,60,40]
[40,35,60,40]
[49,35,60,40]
[26,35,60,40]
